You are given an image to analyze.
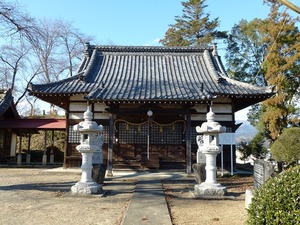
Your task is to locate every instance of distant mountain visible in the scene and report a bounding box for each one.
[235,120,257,144]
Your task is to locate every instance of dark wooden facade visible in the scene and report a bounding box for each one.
[28,44,274,172]
[0,89,20,163]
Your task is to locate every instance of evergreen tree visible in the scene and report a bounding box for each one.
[225,2,300,141]
[261,3,300,139]
[225,19,268,86]
[160,0,226,47]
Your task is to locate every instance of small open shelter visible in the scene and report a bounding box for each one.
[0,89,66,165]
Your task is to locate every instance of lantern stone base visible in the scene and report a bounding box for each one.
[194,182,227,196]
[71,181,102,195]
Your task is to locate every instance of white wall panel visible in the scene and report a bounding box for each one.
[69,113,83,120]
[69,102,87,111]
[191,114,206,121]
[192,104,207,113]
[94,103,107,111]
[70,95,85,101]
[94,113,109,119]
[213,104,232,113]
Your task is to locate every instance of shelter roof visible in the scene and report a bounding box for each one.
[0,118,66,130]
[28,44,274,110]
[0,89,20,118]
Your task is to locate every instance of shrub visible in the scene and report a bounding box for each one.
[247,165,300,224]
[270,127,300,166]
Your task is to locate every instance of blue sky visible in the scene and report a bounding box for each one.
[19,0,279,119]
[22,0,271,48]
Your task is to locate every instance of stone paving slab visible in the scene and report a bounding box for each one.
[122,179,172,225]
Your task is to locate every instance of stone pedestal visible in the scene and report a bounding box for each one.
[92,164,107,184]
[17,154,22,165]
[71,181,102,195]
[26,154,31,164]
[245,189,254,209]
[192,163,206,184]
[194,182,227,196]
[91,130,105,185]
[203,152,218,184]
[50,154,54,164]
[42,154,47,165]
[72,151,102,195]
[194,151,227,196]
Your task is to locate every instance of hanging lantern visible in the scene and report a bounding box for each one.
[147,109,153,117]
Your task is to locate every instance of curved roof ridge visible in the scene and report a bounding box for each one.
[203,49,221,81]
[213,54,228,76]
[93,45,213,53]
[83,49,102,83]
[75,54,89,74]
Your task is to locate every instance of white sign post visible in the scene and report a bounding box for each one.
[219,133,236,175]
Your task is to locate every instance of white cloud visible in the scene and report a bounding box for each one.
[144,38,161,46]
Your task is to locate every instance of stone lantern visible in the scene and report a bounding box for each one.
[71,105,103,195]
[194,107,227,196]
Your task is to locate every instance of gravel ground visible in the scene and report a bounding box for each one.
[163,176,254,225]
[0,168,135,225]
[0,168,253,225]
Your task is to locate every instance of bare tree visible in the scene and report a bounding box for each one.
[0,1,93,115]
[58,20,92,77]
[0,1,36,39]
[0,42,29,91]
[30,18,92,84]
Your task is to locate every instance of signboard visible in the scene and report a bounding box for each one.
[254,159,275,189]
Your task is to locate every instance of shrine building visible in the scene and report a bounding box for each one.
[28,43,274,173]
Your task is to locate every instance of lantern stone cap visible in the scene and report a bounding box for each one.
[73,106,103,132]
[84,108,93,121]
[196,107,225,134]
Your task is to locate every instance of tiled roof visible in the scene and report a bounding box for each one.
[28,44,274,103]
[0,89,19,118]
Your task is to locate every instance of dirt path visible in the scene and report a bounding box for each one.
[0,168,253,225]
[163,176,253,225]
[0,168,135,225]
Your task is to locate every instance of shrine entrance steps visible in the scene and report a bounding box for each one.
[113,160,186,171]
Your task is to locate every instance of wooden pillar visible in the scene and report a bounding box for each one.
[186,112,192,175]
[107,114,114,176]
[50,130,55,164]
[17,135,22,165]
[26,133,31,164]
[10,133,17,157]
[42,130,47,165]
